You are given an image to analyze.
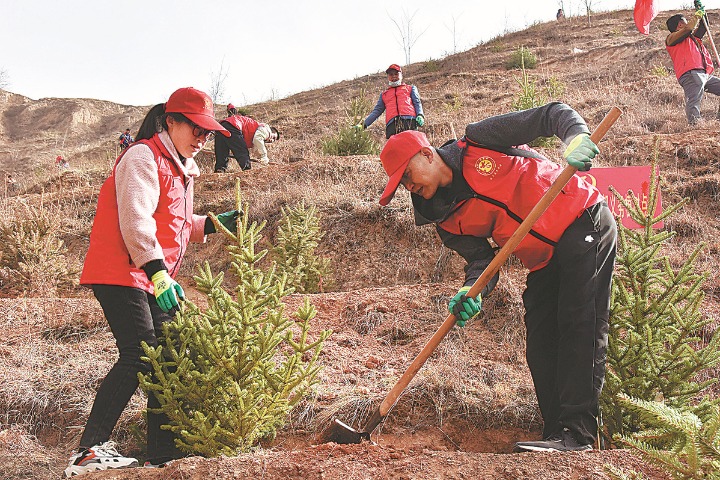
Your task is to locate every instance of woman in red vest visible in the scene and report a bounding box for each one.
[359,64,425,139]
[65,87,238,477]
[666,6,720,124]
[377,102,616,453]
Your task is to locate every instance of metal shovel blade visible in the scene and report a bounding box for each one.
[321,418,371,444]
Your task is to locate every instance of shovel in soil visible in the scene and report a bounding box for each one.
[321,106,623,444]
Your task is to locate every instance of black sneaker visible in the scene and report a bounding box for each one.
[513,429,592,453]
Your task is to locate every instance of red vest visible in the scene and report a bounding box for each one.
[224,115,260,148]
[438,143,603,271]
[80,135,194,293]
[667,36,714,79]
[382,84,416,124]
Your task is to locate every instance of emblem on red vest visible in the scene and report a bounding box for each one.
[475,156,499,177]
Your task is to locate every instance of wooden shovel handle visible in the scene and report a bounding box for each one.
[377,106,622,417]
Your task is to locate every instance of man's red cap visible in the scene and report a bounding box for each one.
[165,87,230,137]
[385,64,402,74]
[379,130,430,206]
[227,103,235,110]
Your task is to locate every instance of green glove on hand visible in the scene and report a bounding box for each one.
[415,115,425,127]
[448,286,482,327]
[563,133,599,172]
[352,123,364,130]
[216,210,240,233]
[694,0,705,11]
[151,270,185,313]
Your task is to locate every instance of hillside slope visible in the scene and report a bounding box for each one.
[2,9,719,479]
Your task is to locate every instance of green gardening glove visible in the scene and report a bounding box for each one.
[151,270,185,313]
[448,286,482,327]
[415,114,425,126]
[216,210,240,233]
[694,0,705,11]
[563,133,598,172]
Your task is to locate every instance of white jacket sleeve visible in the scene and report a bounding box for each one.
[252,124,272,162]
[115,144,165,268]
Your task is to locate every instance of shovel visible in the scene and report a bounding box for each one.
[321,107,623,444]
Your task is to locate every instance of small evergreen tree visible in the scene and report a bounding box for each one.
[321,88,380,156]
[138,182,332,457]
[606,395,720,480]
[0,204,76,296]
[272,202,331,293]
[601,147,720,447]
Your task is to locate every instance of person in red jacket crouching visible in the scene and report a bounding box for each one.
[65,87,239,478]
[213,103,280,172]
[377,102,617,453]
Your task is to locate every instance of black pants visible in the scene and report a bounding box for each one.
[79,285,181,462]
[214,121,251,172]
[522,202,617,445]
[385,117,418,139]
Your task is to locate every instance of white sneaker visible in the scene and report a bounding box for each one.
[64,441,139,477]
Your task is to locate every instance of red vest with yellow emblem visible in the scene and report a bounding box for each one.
[438,141,603,271]
[80,134,194,293]
[382,84,416,124]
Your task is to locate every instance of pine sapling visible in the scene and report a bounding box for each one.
[138,181,331,457]
[601,143,720,447]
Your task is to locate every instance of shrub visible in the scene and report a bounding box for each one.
[138,183,332,457]
[505,46,537,70]
[321,88,380,156]
[600,149,720,447]
[0,204,77,296]
[272,202,331,293]
[650,65,669,77]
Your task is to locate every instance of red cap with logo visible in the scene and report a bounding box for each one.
[378,130,430,206]
[165,87,230,137]
[385,64,402,73]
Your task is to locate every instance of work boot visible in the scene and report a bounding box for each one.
[512,428,592,453]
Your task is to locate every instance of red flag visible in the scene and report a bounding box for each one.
[634,0,658,35]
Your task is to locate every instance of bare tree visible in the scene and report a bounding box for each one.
[209,59,229,104]
[388,8,429,66]
[445,14,461,54]
[581,0,599,25]
[0,68,9,89]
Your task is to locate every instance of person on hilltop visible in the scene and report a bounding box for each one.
[666,1,720,124]
[65,87,240,478]
[56,155,69,169]
[213,103,280,173]
[376,102,617,453]
[357,64,425,139]
[119,128,134,150]
[556,8,565,21]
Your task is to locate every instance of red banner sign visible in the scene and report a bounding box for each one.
[577,166,662,229]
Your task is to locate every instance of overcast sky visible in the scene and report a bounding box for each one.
[1,0,716,107]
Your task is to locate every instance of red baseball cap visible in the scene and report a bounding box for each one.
[386,64,402,73]
[379,130,430,206]
[227,103,235,110]
[165,87,230,137]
